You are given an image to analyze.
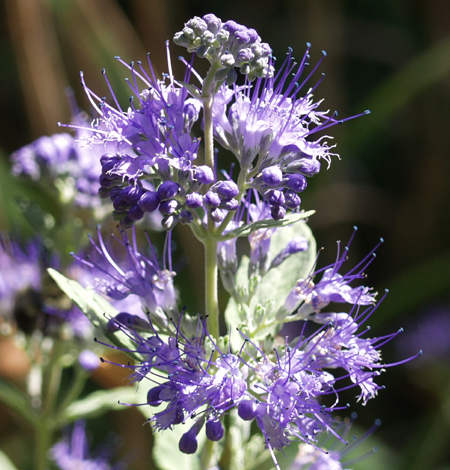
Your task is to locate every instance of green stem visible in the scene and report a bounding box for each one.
[42,341,63,416]
[203,95,215,169]
[200,64,220,341]
[35,340,64,469]
[201,438,216,470]
[199,65,220,469]
[57,365,88,414]
[204,238,219,341]
[201,64,219,169]
[35,420,52,470]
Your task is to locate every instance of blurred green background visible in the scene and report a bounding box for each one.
[0,1,449,468]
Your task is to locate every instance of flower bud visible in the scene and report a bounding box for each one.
[211,208,227,222]
[205,190,221,208]
[262,165,283,186]
[238,400,257,420]
[159,199,179,215]
[138,191,160,212]
[78,350,100,371]
[128,204,144,221]
[179,431,198,454]
[157,181,179,200]
[206,420,224,441]
[216,180,239,200]
[147,385,163,406]
[265,189,285,206]
[286,173,307,192]
[186,192,203,208]
[194,165,215,184]
[284,190,301,209]
[271,205,286,220]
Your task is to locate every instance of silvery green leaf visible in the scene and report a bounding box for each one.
[219,210,315,241]
[153,422,206,470]
[224,255,252,350]
[47,268,138,358]
[58,386,138,425]
[249,220,316,334]
[224,220,316,345]
[234,255,251,301]
[0,451,19,470]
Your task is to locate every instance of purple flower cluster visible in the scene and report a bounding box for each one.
[83,48,245,228]
[99,315,247,452]
[11,114,106,208]
[212,47,369,219]
[50,14,417,470]
[173,14,273,81]
[104,283,418,458]
[73,228,177,325]
[0,237,41,316]
[11,133,75,181]
[75,14,371,230]
[284,227,379,314]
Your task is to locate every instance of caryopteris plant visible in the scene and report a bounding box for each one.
[1,13,421,470]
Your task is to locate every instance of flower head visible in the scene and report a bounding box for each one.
[0,236,41,316]
[11,111,109,208]
[174,14,273,81]
[212,47,369,219]
[284,228,379,315]
[101,285,418,465]
[74,228,177,325]
[79,45,219,228]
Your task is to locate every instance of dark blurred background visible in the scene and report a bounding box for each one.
[0,1,449,469]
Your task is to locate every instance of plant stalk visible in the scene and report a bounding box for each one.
[200,64,220,468]
[204,237,219,341]
[35,420,52,470]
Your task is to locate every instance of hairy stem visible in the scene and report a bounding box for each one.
[200,65,220,469]
[203,95,215,169]
[204,237,219,341]
[201,65,220,340]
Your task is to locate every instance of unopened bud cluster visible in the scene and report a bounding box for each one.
[173,13,273,81]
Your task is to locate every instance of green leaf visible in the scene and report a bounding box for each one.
[47,268,138,357]
[153,421,204,470]
[252,219,316,317]
[0,378,37,425]
[219,210,315,241]
[58,386,138,425]
[224,220,316,348]
[0,451,19,470]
